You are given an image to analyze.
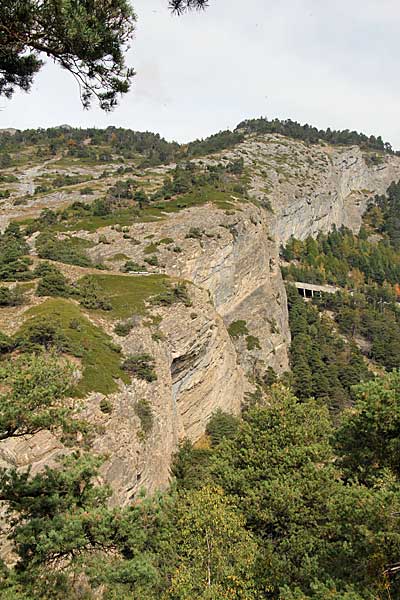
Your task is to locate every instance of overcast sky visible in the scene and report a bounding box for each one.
[2,0,400,147]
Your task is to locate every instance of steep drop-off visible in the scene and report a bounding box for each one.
[1,130,400,505]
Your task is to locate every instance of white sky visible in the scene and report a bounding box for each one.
[2,0,400,147]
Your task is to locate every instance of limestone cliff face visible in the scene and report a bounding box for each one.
[0,197,288,507]
[87,202,290,377]
[2,131,400,507]
[91,285,244,505]
[221,134,400,242]
[0,285,244,506]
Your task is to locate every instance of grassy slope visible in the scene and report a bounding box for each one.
[77,273,171,319]
[19,298,128,397]
[17,274,171,395]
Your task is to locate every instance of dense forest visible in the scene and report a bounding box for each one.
[282,181,400,378]
[1,368,400,599]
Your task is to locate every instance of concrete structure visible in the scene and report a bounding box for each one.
[292,281,340,298]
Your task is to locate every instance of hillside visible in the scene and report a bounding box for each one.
[1,120,400,598]
[0,122,400,500]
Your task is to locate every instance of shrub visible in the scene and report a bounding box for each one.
[36,269,71,298]
[114,320,134,336]
[268,318,278,334]
[92,198,110,216]
[0,174,18,183]
[36,233,92,267]
[0,285,25,307]
[121,260,146,273]
[34,262,59,277]
[16,318,71,353]
[246,335,261,351]
[134,398,154,435]
[260,197,273,211]
[151,283,191,307]
[263,366,278,387]
[144,255,159,267]
[228,320,249,338]
[151,330,165,342]
[144,243,159,254]
[0,331,14,353]
[78,277,112,311]
[69,319,81,331]
[80,187,94,195]
[99,397,113,414]
[206,409,239,446]
[0,224,33,281]
[122,354,157,382]
[185,227,203,239]
[172,283,192,306]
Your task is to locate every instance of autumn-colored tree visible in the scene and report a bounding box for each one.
[166,486,258,599]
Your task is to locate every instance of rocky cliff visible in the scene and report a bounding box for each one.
[1,130,400,505]
[221,134,400,241]
[86,202,290,378]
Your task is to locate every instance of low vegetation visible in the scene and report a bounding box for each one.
[122,353,157,382]
[16,300,129,396]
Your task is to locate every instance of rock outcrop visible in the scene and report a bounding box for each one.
[222,134,400,242]
[2,131,400,505]
[86,202,290,379]
[0,284,244,506]
[90,285,245,505]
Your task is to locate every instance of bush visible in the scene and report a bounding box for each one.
[134,399,154,435]
[36,269,71,298]
[0,330,14,353]
[246,335,261,351]
[263,366,278,387]
[36,233,92,267]
[80,187,94,195]
[0,224,33,282]
[121,260,146,273]
[122,354,157,382]
[144,243,158,254]
[99,398,113,414]
[91,198,111,216]
[185,227,203,239]
[78,277,112,311]
[34,262,59,277]
[228,320,249,338]
[151,283,191,307]
[173,283,192,307]
[69,319,81,331]
[114,320,134,336]
[144,255,159,267]
[0,285,25,307]
[16,318,71,353]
